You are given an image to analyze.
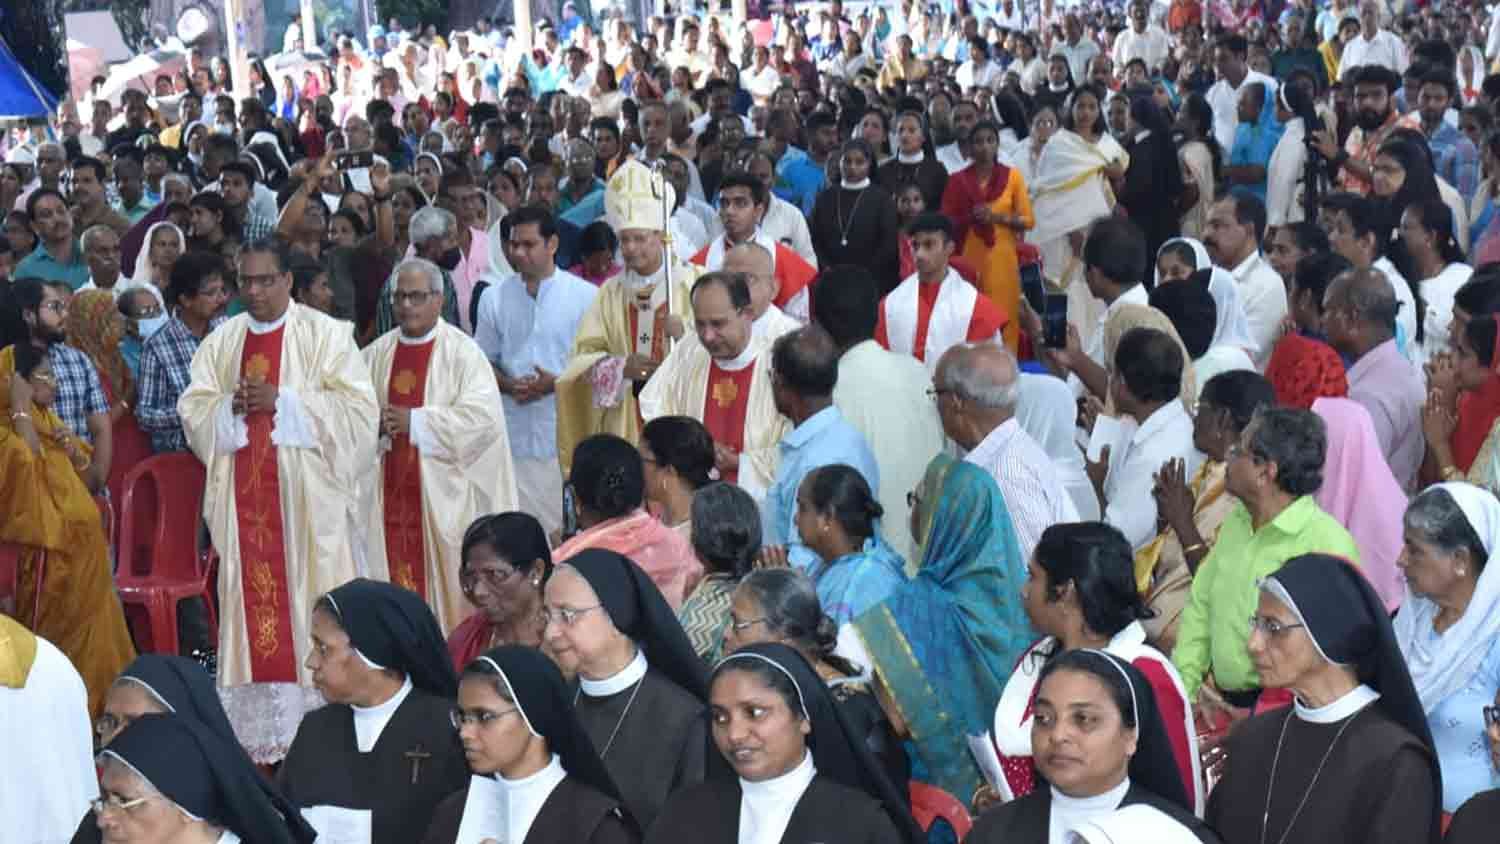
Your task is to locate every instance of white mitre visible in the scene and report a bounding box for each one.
[605,159,676,234]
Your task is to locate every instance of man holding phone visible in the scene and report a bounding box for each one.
[874,213,1007,374]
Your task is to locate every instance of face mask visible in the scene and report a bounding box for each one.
[437,247,463,271]
[136,314,169,341]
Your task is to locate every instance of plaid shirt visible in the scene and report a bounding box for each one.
[136,316,224,453]
[1426,121,1482,205]
[241,210,277,244]
[48,344,108,443]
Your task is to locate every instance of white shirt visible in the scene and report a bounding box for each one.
[1049,778,1131,844]
[761,194,820,269]
[672,207,710,257]
[351,676,413,752]
[1051,38,1102,87]
[1340,30,1409,79]
[995,5,1025,29]
[1111,25,1171,72]
[964,418,1081,562]
[473,269,598,460]
[936,143,971,174]
[1372,256,1418,360]
[738,750,817,844]
[1415,262,1473,370]
[683,195,722,243]
[1206,69,1277,152]
[1104,401,1204,551]
[956,59,1002,92]
[745,64,783,100]
[1266,118,1309,226]
[559,70,593,97]
[690,111,755,138]
[1,633,99,844]
[1228,251,1288,370]
[1082,283,1150,378]
[480,754,569,844]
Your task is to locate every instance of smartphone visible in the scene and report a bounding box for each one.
[1020,261,1046,315]
[336,150,374,170]
[561,484,579,542]
[1043,293,1069,349]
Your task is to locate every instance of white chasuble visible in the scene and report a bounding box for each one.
[883,269,979,374]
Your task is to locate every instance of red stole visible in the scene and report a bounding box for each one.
[382,339,435,598]
[627,299,671,362]
[702,360,757,484]
[233,325,298,683]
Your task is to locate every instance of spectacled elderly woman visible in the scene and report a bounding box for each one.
[678,482,762,661]
[1205,553,1441,844]
[446,512,551,672]
[1392,483,1500,814]
[1172,407,1359,723]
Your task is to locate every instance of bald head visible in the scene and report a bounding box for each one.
[1325,267,1399,338]
[723,242,776,318]
[934,342,1020,447]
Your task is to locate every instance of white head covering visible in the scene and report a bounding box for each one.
[132,222,185,288]
[605,159,675,234]
[1015,372,1100,520]
[1462,45,1486,99]
[1066,804,1204,844]
[1154,237,1259,357]
[1392,481,1500,714]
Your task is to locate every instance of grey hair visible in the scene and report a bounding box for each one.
[1245,406,1326,496]
[394,257,445,294]
[938,342,1020,410]
[408,205,456,245]
[689,483,762,578]
[1328,268,1401,332]
[738,568,837,655]
[163,172,192,190]
[80,223,117,253]
[1403,487,1488,572]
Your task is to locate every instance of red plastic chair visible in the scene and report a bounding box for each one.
[909,781,973,841]
[114,453,218,655]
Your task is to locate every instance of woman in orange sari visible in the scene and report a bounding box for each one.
[0,343,135,716]
[552,433,702,607]
[940,119,1033,351]
[64,290,153,508]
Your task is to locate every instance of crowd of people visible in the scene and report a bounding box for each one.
[6,0,1500,841]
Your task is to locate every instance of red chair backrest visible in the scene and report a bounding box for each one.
[909,781,973,841]
[116,453,208,584]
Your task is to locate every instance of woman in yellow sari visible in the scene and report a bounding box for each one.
[1137,370,1275,653]
[0,343,135,716]
[940,119,1034,350]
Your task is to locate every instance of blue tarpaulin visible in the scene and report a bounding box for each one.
[0,35,60,120]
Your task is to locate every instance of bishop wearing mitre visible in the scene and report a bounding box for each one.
[361,258,519,635]
[555,160,699,473]
[178,241,380,762]
[640,270,789,496]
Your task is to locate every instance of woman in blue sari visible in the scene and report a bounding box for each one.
[797,464,909,626]
[847,454,1037,833]
[1225,80,1284,202]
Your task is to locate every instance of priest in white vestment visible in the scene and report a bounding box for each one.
[555,160,699,474]
[178,242,380,762]
[876,214,1008,374]
[362,258,519,636]
[640,271,791,497]
[0,618,97,844]
[724,242,803,344]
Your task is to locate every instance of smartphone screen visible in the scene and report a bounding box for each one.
[561,484,579,542]
[1020,262,1045,315]
[1043,293,1069,348]
[337,151,373,170]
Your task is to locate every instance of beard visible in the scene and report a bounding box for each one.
[37,323,66,345]
[1355,107,1389,132]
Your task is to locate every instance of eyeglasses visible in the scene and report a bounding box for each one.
[460,565,524,592]
[727,614,768,633]
[539,604,602,626]
[390,290,438,306]
[1249,615,1305,637]
[449,706,519,729]
[90,794,157,816]
[40,300,68,314]
[1484,705,1500,729]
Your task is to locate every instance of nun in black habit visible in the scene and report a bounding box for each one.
[276,579,469,844]
[422,644,639,843]
[967,649,1220,843]
[96,714,314,843]
[809,138,903,295]
[1205,554,1442,844]
[74,654,290,844]
[645,642,923,844]
[542,549,710,831]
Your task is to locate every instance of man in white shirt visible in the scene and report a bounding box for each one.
[1205,34,1278,151]
[994,0,1025,31]
[1112,1,1172,73]
[472,206,598,535]
[955,38,1003,93]
[1203,194,1288,368]
[935,342,1080,560]
[1339,0,1408,79]
[744,46,783,103]
[1092,327,1204,551]
[1052,14,1102,86]
[558,47,593,97]
[936,101,981,174]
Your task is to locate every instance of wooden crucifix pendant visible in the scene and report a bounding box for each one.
[405,744,432,785]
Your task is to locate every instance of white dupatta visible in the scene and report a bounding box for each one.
[883,268,977,374]
[1029,129,1127,248]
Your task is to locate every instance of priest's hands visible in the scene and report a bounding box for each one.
[381,405,411,437]
[624,354,660,382]
[665,315,685,341]
[233,379,279,415]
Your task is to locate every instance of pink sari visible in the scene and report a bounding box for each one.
[1312,398,1408,610]
[552,509,703,607]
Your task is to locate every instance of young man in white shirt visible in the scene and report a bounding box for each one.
[1091,327,1204,551]
[1204,193,1289,368]
[1205,34,1278,151]
[1339,0,1408,79]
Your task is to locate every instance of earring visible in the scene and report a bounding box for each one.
[1456,568,1467,577]
[532,577,542,587]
